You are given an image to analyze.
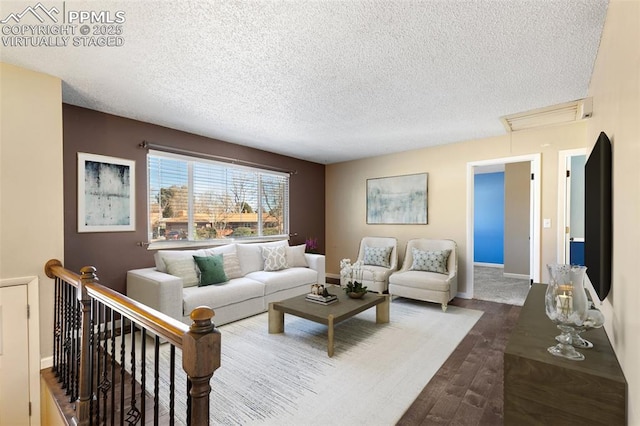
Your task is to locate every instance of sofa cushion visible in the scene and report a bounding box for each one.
[193,255,228,286]
[388,270,451,292]
[363,245,393,268]
[361,265,395,282]
[410,248,451,274]
[164,257,199,288]
[247,267,317,295]
[236,240,288,275]
[154,249,208,273]
[222,252,243,279]
[286,244,308,267]
[182,277,265,313]
[262,246,288,271]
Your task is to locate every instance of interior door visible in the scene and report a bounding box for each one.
[565,155,586,265]
[0,284,30,425]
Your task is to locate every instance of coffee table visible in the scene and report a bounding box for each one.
[268,288,390,357]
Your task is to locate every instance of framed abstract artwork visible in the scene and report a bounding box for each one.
[366,173,428,224]
[78,153,135,232]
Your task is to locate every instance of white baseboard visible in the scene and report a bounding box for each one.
[474,262,504,268]
[326,273,340,280]
[41,356,53,370]
[456,291,471,299]
[503,272,530,280]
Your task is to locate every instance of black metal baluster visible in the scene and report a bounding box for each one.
[140,328,147,425]
[186,378,192,426]
[119,317,126,426]
[170,345,176,426]
[62,280,70,393]
[69,285,77,402]
[99,305,110,426]
[68,285,74,400]
[89,299,96,424]
[53,277,61,376]
[110,311,117,426]
[154,336,160,426]
[77,285,82,403]
[126,322,140,425]
[95,301,103,425]
[66,283,74,397]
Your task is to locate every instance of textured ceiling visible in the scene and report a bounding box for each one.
[0,1,608,164]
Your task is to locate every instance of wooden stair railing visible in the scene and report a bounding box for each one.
[44,259,221,425]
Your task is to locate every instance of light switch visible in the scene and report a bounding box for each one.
[543,218,552,228]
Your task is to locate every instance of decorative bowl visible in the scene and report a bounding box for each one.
[347,291,366,299]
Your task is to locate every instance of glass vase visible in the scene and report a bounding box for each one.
[545,264,588,360]
[564,307,605,348]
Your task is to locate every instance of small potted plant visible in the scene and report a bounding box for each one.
[305,237,319,253]
[340,259,368,298]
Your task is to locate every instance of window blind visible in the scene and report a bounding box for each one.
[148,150,289,243]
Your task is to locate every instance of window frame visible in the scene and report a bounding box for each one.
[147,150,290,249]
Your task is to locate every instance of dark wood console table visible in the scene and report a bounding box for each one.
[504,283,626,425]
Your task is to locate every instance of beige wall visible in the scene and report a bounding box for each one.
[504,161,530,276]
[585,0,640,420]
[0,63,64,361]
[326,122,587,293]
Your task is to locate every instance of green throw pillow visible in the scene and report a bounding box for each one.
[193,255,228,286]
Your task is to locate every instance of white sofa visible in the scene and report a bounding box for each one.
[127,240,325,326]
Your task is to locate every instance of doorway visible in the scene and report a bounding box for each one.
[557,149,587,264]
[465,154,541,301]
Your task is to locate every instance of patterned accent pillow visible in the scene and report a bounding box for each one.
[410,248,451,274]
[363,246,393,268]
[223,252,243,279]
[262,246,288,271]
[164,257,199,288]
[193,255,228,286]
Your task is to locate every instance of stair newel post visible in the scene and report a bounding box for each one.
[182,306,221,425]
[74,266,97,426]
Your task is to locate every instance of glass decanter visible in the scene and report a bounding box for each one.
[545,264,589,360]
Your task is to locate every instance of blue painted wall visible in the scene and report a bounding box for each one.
[474,172,504,264]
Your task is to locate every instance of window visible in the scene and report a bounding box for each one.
[148,150,289,244]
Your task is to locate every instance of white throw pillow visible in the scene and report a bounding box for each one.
[262,246,288,271]
[286,244,308,267]
[164,257,199,287]
[155,249,207,273]
[223,252,243,279]
[236,240,287,275]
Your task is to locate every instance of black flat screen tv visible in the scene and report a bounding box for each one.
[584,131,612,301]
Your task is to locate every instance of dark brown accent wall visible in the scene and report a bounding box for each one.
[63,104,325,294]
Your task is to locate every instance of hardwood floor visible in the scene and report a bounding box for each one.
[397,298,522,426]
[44,296,520,425]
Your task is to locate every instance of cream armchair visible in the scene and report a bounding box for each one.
[388,239,457,311]
[345,237,398,294]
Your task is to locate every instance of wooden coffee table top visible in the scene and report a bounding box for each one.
[271,288,386,325]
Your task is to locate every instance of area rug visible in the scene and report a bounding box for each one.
[146,298,482,425]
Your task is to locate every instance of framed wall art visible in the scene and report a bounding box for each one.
[366,173,428,224]
[78,153,135,232]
